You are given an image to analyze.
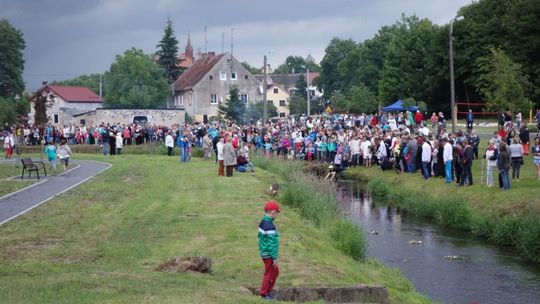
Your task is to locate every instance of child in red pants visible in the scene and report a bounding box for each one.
[258,201,281,300]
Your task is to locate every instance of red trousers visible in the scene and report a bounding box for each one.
[260,258,279,297]
[522,144,529,155]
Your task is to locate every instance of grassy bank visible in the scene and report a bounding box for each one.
[254,159,366,261]
[0,164,35,196]
[0,155,430,303]
[345,153,540,263]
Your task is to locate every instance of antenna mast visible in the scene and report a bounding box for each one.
[204,25,207,54]
[222,32,225,54]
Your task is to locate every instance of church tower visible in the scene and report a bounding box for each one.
[185,34,193,61]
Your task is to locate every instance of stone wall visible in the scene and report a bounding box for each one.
[75,109,185,126]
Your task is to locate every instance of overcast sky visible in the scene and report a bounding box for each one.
[1,0,472,91]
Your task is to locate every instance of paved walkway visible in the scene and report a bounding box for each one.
[0,159,111,226]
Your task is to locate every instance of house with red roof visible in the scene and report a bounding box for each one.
[170,52,262,121]
[29,84,103,126]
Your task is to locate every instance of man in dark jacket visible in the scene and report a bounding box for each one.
[459,140,474,186]
[466,109,474,130]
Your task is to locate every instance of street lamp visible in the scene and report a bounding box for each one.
[262,50,275,124]
[449,15,464,133]
[306,67,310,116]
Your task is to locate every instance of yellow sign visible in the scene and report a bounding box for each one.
[325,106,332,114]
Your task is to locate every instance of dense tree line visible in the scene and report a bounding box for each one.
[0,19,28,125]
[317,0,539,115]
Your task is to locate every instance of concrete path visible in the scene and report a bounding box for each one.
[0,159,111,226]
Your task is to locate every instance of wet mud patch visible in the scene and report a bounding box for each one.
[155,256,212,273]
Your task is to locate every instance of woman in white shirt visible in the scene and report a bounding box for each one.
[116,132,123,155]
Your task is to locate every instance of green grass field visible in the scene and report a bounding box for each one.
[0,164,36,197]
[0,155,430,304]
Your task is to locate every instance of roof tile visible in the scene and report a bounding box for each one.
[174,53,225,91]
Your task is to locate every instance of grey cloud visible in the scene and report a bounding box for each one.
[0,0,472,90]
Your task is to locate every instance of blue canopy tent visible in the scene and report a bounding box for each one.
[382,99,418,112]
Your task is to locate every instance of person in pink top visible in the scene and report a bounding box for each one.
[280,135,290,160]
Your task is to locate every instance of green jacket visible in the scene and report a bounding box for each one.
[258,215,279,260]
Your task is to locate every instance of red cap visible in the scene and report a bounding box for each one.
[264,201,281,212]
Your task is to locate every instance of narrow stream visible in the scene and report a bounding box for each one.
[337,181,540,304]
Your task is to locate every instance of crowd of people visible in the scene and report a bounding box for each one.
[176,110,539,189]
[3,109,540,188]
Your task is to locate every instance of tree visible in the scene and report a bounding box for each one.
[246,102,277,122]
[293,74,307,100]
[156,18,182,84]
[475,48,531,113]
[0,19,25,98]
[378,15,442,106]
[104,48,169,108]
[455,0,540,105]
[330,85,378,114]
[318,38,357,98]
[241,61,261,74]
[52,73,102,96]
[33,87,55,126]
[218,86,246,123]
[0,97,16,125]
[289,95,307,115]
[347,85,378,114]
[337,25,398,95]
[274,55,321,74]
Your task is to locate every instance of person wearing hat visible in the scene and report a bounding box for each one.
[258,201,281,300]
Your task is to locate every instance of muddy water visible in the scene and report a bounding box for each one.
[337,181,540,304]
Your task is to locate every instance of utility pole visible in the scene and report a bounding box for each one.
[263,55,268,124]
[306,67,310,116]
[99,74,103,98]
[449,16,463,133]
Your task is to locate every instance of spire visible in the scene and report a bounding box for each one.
[185,34,193,60]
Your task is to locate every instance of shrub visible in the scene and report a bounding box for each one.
[330,220,366,261]
[433,197,472,230]
[367,177,392,197]
[516,215,540,263]
[490,215,521,246]
[470,213,496,238]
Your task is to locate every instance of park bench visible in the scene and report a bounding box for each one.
[20,158,47,180]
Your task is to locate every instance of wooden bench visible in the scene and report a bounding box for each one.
[21,158,47,180]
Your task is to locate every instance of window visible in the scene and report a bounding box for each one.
[231,72,237,80]
[273,88,279,94]
[210,94,218,104]
[268,100,273,105]
[53,114,59,124]
[240,94,249,103]
[244,75,249,80]
[279,100,286,107]
[180,95,184,106]
[219,71,226,80]
[209,75,213,80]
[279,112,286,117]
